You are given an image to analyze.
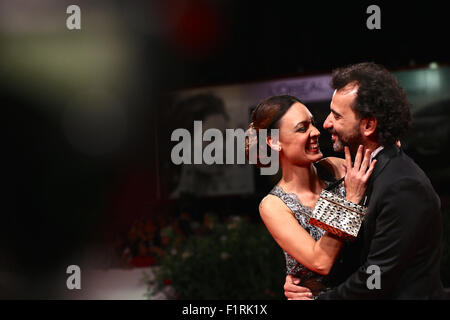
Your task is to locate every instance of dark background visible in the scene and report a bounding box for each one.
[1,0,449,298]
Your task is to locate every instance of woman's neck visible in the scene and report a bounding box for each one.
[278,161,323,195]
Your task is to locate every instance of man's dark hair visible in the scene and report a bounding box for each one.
[331,62,412,146]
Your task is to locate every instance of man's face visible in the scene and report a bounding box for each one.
[323,85,364,154]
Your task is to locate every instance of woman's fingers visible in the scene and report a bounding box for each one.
[359,148,371,173]
[346,145,377,180]
[354,145,364,170]
[363,159,377,180]
[341,164,347,178]
[344,146,352,171]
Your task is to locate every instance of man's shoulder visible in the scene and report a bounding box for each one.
[371,150,439,206]
[376,149,430,185]
[376,154,439,207]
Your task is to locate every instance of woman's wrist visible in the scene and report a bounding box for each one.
[309,189,368,240]
[345,195,361,204]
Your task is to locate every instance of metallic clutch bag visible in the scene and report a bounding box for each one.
[309,189,367,240]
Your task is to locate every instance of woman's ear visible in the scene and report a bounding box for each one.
[361,117,378,137]
[267,136,281,151]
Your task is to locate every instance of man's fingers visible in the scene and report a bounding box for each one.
[285,293,314,300]
[285,290,314,300]
[283,282,311,293]
[286,294,313,300]
[284,278,313,300]
[284,289,312,296]
[286,274,293,283]
[286,274,300,285]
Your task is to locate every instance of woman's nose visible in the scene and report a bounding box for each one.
[310,125,320,137]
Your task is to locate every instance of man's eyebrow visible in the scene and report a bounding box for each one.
[330,109,342,117]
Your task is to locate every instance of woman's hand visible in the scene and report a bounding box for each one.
[343,145,377,204]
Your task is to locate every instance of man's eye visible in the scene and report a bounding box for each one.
[297,127,306,132]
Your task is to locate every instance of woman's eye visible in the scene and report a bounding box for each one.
[297,127,306,132]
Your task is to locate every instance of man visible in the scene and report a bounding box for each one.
[284,62,445,299]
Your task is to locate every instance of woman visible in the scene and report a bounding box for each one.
[246,95,376,298]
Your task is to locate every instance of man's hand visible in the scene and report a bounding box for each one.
[284,275,313,300]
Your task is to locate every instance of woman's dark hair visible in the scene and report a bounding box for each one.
[245,95,302,167]
[331,62,412,146]
[251,95,302,130]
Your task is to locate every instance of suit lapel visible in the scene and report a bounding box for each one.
[364,144,400,205]
[357,144,400,261]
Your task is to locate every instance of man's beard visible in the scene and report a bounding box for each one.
[330,127,364,155]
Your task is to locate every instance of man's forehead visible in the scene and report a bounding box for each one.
[333,83,359,96]
[331,84,359,116]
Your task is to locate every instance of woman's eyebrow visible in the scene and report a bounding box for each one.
[294,119,311,128]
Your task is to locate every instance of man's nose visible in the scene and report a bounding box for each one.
[323,113,332,130]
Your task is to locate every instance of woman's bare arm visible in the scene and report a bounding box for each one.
[262,147,376,276]
[259,195,342,275]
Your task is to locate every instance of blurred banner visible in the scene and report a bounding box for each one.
[165,74,333,198]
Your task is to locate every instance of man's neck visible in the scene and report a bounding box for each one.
[350,140,381,161]
[363,140,381,154]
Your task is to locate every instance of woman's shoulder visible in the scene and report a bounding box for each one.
[259,193,289,217]
[316,157,346,180]
[259,193,282,210]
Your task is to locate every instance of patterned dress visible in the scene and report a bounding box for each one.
[268,177,346,297]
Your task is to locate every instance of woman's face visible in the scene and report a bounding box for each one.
[277,102,323,165]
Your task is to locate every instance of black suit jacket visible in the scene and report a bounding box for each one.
[320,144,445,299]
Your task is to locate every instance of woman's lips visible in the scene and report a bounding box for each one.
[306,141,320,153]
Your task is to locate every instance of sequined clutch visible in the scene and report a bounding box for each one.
[309,189,367,240]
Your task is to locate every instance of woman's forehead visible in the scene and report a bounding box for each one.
[282,102,312,123]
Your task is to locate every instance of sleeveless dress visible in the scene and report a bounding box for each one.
[268,170,346,298]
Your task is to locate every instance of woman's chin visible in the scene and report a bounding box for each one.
[307,150,323,162]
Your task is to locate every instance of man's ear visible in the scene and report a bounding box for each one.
[267,136,281,151]
[360,117,378,137]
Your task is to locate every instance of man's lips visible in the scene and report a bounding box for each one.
[331,133,337,142]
